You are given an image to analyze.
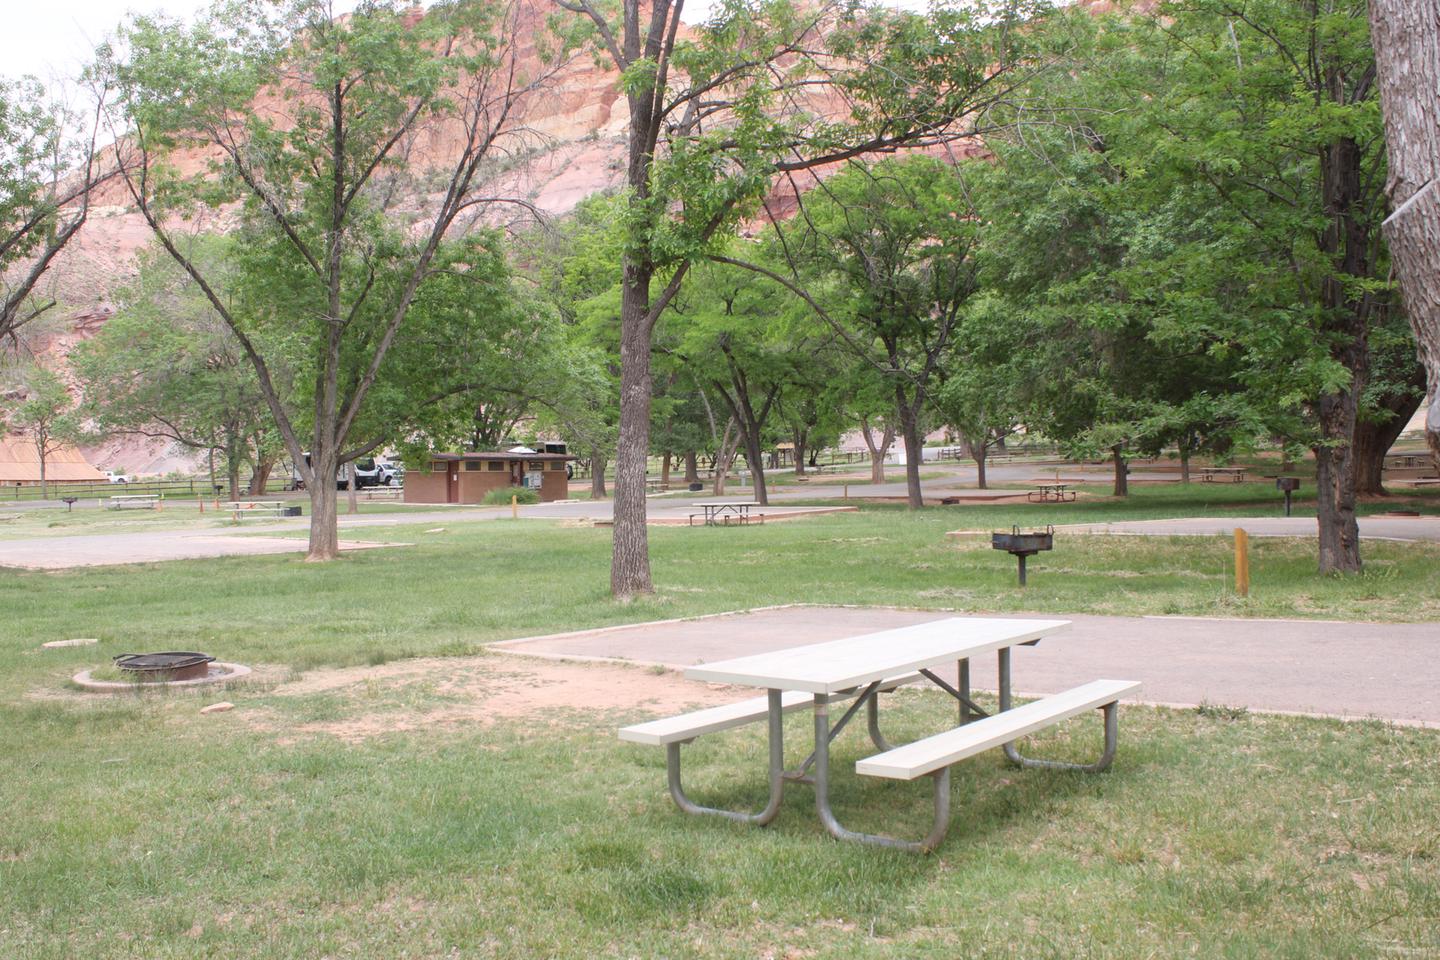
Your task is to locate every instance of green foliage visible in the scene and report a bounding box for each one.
[71,239,290,493]
[482,486,540,505]
[101,0,558,549]
[0,75,98,342]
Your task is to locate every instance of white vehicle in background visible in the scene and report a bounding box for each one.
[352,457,398,487]
[104,471,133,484]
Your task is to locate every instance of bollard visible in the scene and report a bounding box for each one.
[1234,528,1250,597]
[843,483,849,500]
[511,494,518,519]
[199,499,204,513]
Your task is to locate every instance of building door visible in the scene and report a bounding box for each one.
[446,462,459,503]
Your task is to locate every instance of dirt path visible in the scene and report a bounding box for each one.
[253,653,744,743]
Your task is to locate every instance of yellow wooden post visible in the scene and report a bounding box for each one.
[1234,527,1250,597]
[511,494,518,519]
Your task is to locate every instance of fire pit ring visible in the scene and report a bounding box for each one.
[72,660,251,693]
[113,651,216,682]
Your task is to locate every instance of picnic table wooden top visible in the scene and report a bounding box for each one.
[685,617,1070,694]
[693,500,760,508]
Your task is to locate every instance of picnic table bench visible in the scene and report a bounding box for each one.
[689,501,762,526]
[1200,466,1246,483]
[1027,483,1076,503]
[106,495,161,510]
[620,618,1139,852]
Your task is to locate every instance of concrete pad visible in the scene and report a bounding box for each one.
[494,605,1440,726]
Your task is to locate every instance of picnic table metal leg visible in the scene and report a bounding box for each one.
[958,658,972,725]
[865,693,893,752]
[812,696,951,853]
[665,689,785,825]
[997,648,1119,772]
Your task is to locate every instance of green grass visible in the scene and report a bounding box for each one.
[1,679,1436,958]
[2,496,1438,957]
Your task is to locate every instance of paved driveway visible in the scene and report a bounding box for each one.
[495,605,1440,726]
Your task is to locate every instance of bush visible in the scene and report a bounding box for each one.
[482,486,540,506]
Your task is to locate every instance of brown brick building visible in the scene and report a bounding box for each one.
[402,451,575,504]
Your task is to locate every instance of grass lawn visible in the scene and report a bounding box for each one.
[3,499,1438,957]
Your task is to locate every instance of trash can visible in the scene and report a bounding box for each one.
[689,482,703,492]
[282,506,302,517]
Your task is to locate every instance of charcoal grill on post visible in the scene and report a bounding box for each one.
[112,652,215,682]
[1275,477,1300,517]
[991,525,1054,586]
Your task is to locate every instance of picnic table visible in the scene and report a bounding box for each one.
[620,618,1139,852]
[106,495,160,510]
[1200,466,1246,483]
[1027,483,1076,503]
[690,501,761,526]
[223,501,299,520]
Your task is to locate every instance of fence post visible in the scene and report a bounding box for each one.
[1234,528,1250,597]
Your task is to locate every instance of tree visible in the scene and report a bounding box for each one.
[104,0,563,559]
[1,75,112,347]
[933,298,1027,490]
[71,241,290,500]
[977,0,1397,569]
[1369,0,1440,468]
[1121,0,1392,571]
[666,258,822,505]
[742,156,985,508]
[9,366,81,500]
[555,0,1049,595]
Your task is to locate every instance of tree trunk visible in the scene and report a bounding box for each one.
[1112,445,1128,498]
[660,452,671,488]
[974,441,988,490]
[611,266,654,598]
[1354,386,1423,495]
[741,432,769,506]
[1370,0,1440,469]
[713,421,740,497]
[1179,444,1191,484]
[306,448,340,561]
[249,456,274,496]
[346,462,359,514]
[227,458,242,503]
[895,393,924,509]
[590,450,608,499]
[1314,440,1362,573]
[792,428,807,478]
[683,450,699,484]
[860,416,894,485]
[38,442,47,501]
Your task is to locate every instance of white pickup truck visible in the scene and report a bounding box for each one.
[105,471,133,484]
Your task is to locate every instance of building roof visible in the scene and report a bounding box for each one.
[429,451,578,463]
[0,436,107,483]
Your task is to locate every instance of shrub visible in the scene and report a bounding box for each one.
[482,486,540,506]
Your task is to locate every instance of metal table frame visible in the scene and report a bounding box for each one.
[1027,483,1076,503]
[691,501,760,526]
[666,640,1118,853]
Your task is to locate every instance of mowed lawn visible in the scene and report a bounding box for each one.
[3,503,1439,958]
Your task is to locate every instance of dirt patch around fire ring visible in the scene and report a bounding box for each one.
[244,653,741,744]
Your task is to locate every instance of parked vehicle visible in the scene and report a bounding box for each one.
[352,457,398,487]
[105,471,133,484]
